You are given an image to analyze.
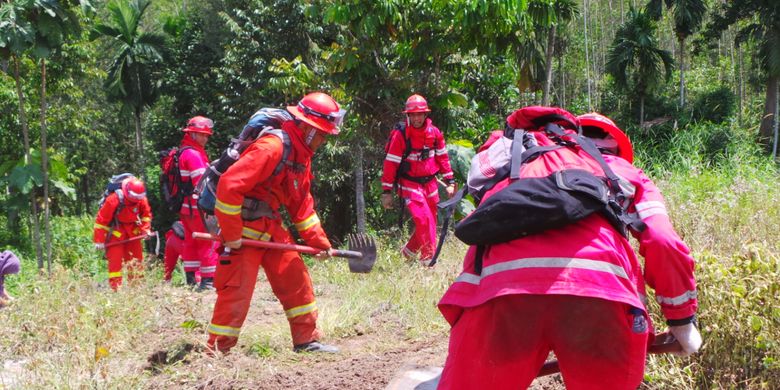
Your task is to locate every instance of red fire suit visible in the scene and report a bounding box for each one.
[207,119,331,352]
[163,228,205,283]
[178,135,218,279]
[93,193,152,291]
[381,118,454,261]
[437,134,698,389]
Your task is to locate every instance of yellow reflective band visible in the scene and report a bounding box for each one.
[285,301,317,318]
[112,231,122,238]
[215,199,242,215]
[94,223,110,231]
[242,227,271,241]
[208,323,241,337]
[108,272,122,278]
[294,213,320,232]
[141,217,151,222]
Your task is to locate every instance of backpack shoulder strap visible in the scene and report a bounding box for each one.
[392,121,412,160]
[258,128,293,176]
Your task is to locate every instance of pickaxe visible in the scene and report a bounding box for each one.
[192,232,377,273]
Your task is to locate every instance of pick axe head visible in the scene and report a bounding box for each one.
[346,233,377,273]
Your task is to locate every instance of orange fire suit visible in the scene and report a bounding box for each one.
[93,193,152,291]
[208,119,331,352]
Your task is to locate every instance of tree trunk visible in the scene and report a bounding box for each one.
[134,108,147,183]
[679,37,686,107]
[542,24,556,106]
[759,76,778,148]
[13,56,44,270]
[640,94,645,127]
[583,0,592,110]
[354,143,366,234]
[737,43,744,125]
[40,59,52,274]
[559,53,566,108]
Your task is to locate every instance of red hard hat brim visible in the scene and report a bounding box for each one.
[287,105,340,135]
[184,128,213,136]
[402,108,431,113]
[579,117,634,163]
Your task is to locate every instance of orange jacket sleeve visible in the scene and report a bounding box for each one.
[214,136,284,243]
[93,194,119,244]
[285,172,331,250]
[138,198,152,232]
[381,127,407,191]
[433,127,455,182]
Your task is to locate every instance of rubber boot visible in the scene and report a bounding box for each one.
[197,277,215,292]
[185,271,197,286]
[293,341,339,353]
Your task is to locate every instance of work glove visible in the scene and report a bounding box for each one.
[94,243,105,250]
[224,239,242,249]
[381,193,394,210]
[669,322,702,357]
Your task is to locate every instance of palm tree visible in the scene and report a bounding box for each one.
[92,0,165,180]
[646,0,707,107]
[606,8,674,126]
[528,0,579,106]
[707,0,780,149]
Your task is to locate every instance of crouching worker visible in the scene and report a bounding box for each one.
[163,221,202,284]
[207,92,346,354]
[436,109,701,389]
[93,176,153,291]
[0,250,20,308]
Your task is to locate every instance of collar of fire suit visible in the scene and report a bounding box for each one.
[283,120,314,159]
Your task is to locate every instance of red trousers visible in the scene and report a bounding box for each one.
[105,225,145,291]
[180,213,217,278]
[163,230,201,282]
[438,294,649,390]
[403,192,438,261]
[207,245,321,352]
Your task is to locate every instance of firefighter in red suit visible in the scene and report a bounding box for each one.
[207,92,346,353]
[381,94,456,265]
[163,221,204,284]
[436,111,702,389]
[178,116,218,290]
[93,177,153,291]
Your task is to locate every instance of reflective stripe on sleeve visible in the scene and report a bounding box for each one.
[242,227,271,241]
[435,148,447,155]
[141,217,151,222]
[294,213,320,232]
[215,199,242,215]
[656,290,697,306]
[454,257,630,285]
[385,154,402,163]
[208,323,241,337]
[108,272,122,278]
[285,301,317,318]
[189,168,206,178]
[94,223,111,231]
[635,201,667,220]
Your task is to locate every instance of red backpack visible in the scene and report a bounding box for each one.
[158,146,193,212]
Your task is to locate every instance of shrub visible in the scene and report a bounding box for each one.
[692,86,736,124]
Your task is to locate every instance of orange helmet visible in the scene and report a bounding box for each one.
[122,177,147,203]
[577,113,633,163]
[402,94,431,113]
[287,92,345,135]
[183,116,214,135]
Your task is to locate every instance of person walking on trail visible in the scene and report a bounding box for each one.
[93,177,153,291]
[0,250,20,308]
[178,116,218,290]
[436,110,701,389]
[207,92,346,354]
[163,221,203,284]
[380,94,456,266]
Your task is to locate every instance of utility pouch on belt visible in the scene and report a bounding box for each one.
[241,198,277,221]
[454,169,621,246]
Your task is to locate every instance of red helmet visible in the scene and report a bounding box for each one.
[121,178,147,203]
[287,92,345,135]
[402,94,431,113]
[577,113,634,163]
[183,116,214,135]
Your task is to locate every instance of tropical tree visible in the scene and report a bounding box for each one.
[528,0,578,106]
[92,0,165,181]
[706,0,780,149]
[606,7,674,125]
[646,0,707,107]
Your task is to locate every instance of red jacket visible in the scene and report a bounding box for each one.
[439,133,697,326]
[381,118,454,199]
[178,135,209,216]
[214,120,330,250]
[93,193,152,243]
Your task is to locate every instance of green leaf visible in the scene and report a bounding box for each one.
[51,179,76,200]
[180,319,202,330]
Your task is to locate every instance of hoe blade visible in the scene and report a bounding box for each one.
[346,233,377,273]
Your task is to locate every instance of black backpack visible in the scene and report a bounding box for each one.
[158,146,193,212]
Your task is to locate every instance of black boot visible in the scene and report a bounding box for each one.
[197,277,215,292]
[185,272,197,286]
[293,341,339,353]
